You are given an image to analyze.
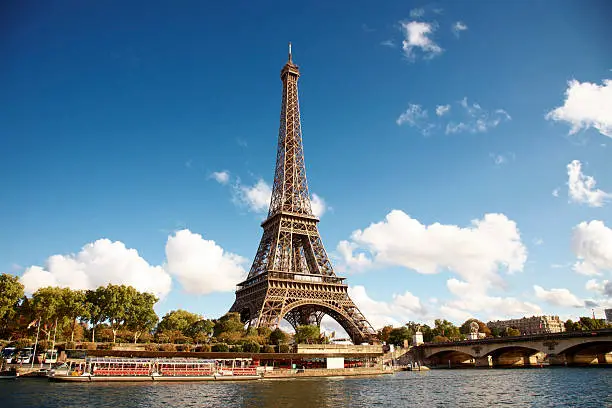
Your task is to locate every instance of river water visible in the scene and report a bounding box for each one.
[1,369,610,407]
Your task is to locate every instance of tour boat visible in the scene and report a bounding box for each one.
[48,357,260,382]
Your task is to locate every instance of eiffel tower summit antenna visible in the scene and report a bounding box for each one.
[229,46,376,344]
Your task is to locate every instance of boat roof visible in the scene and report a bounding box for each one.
[86,357,251,363]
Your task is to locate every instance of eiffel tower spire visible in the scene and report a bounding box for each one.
[229,45,375,344]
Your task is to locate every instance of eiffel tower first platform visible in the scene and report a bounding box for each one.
[229,45,376,344]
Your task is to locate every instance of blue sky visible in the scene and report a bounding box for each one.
[2,1,611,331]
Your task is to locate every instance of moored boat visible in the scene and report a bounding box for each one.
[48,357,260,382]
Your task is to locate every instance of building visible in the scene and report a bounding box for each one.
[605,309,612,324]
[487,316,566,335]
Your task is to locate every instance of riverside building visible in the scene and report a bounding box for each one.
[487,316,566,335]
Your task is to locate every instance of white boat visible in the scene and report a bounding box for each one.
[48,357,260,382]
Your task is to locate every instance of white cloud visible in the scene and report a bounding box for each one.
[310,193,328,218]
[348,285,426,329]
[336,240,372,272]
[566,160,611,207]
[446,98,511,134]
[400,21,443,60]
[533,285,584,307]
[552,188,560,197]
[441,278,542,321]
[20,239,172,298]
[533,238,544,246]
[586,279,612,297]
[396,104,435,135]
[164,229,247,295]
[409,8,425,18]
[380,40,396,48]
[546,78,612,138]
[233,179,272,213]
[341,210,527,288]
[452,21,468,37]
[211,170,230,185]
[436,104,451,116]
[572,220,612,276]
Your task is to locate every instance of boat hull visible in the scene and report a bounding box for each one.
[49,374,260,382]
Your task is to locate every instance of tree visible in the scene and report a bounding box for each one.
[213,313,245,339]
[432,319,461,341]
[460,319,492,337]
[269,328,288,345]
[432,335,450,343]
[388,327,412,346]
[97,284,137,343]
[294,325,320,344]
[578,317,607,331]
[564,319,582,332]
[31,287,64,343]
[126,292,158,343]
[59,288,89,343]
[0,274,24,324]
[185,319,214,343]
[158,309,201,334]
[242,341,261,353]
[377,325,393,343]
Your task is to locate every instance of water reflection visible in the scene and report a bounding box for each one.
[1,369,610,408]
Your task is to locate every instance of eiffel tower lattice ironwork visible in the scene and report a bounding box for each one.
[229,44,376,344]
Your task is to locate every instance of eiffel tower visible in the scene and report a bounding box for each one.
[229,44,376,344]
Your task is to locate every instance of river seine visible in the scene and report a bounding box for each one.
[1,368,610,407]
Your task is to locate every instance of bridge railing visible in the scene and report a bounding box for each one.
[419,328,612,347]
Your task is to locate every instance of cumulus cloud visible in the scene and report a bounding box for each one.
[546,78,612,138]
[348,285,426,329]
[233,179,272,213]
[340,210,526,287]
[566,160,611,207]
[401,21,443,60]
[441,279,542,321]
[164,229,247,294]
[396,104,435,135]
[310,193,328,218]
[452,21,468,37]
[211,170,230,185]
[336,240,372,272]
[533,285,584,308]
[586,279,612,297]
[20,239,172,298]
[436,104,451,116]
[572,220,612,276]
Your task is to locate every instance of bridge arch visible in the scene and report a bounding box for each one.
[280,300,368,344]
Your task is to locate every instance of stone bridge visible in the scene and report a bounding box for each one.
[412,329,612,367]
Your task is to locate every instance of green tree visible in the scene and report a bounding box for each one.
[388,327,412,346]
[126,292,158,343]
[578,317,607,331]
[432,319,461,341]
[213,313,245,340]
[59,288,89,342]
[158,309,201,334]
[31,287,65,343]
[269,328,288,345]
[0,274,24,324]
[185,319,215,343]
[98,284,137,343]
[294,325,320,344]
[86,287,106,342]
[432,335,450,343]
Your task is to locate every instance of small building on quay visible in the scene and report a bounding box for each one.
[487,315,566,335]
